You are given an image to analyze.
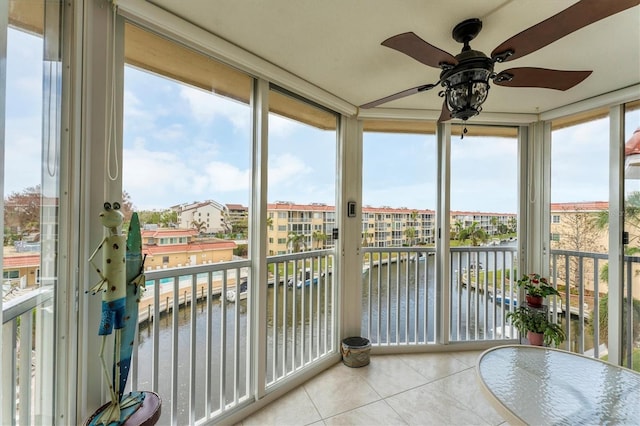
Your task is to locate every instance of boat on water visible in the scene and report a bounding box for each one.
[287,269,319,289]
[226,278,248,302]
[548,300,590,318]
[491,291,518,307]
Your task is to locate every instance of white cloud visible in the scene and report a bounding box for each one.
[180,86,250,131]
[204,162,251,192]
[268,113,298,138]
[268,153,312,185]
[123,138,252,209]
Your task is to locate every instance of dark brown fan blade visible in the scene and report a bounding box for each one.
[360,83,437,109]
[491,0,640,62]
[382,32,457,69]
[494,68,592,91]
[438,101,452,123]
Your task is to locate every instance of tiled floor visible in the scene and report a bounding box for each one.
[240,351,507,426]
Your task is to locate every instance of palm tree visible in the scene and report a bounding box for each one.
[191,219,207,235]
[490,217,498,235]
[460,222,488,246]
[404,227,416,246]
[597,191,640,254]
[287,232,307,253]
[453,220,464,241]
[312,230,327,249]
[266,216,273,229]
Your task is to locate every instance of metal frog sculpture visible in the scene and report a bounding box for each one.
[88,203,147,425]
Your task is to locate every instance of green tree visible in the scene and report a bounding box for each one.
[159,210,178,227]
[404,227,416,246]
[490,217,498,235]
[287,232,307,253]
[597,191,640,255]
[459,222,488,246]
[312,230,327,249]
[591,293,640,367]
[232,217,249,237]
[452,220,464,241]
[233,244,248,258]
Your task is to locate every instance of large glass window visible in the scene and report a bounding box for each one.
[265,87,337,383]
[449,127,518,343]
[550,110,609,356]
[362,124,437,344]
[623,101,640,370]
[123,23,252,423]
[2,0,62,423]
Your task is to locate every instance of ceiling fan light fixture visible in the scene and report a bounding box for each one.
[443,66,492,121]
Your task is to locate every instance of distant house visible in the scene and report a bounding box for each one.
[3,253,40,289]
[141,228,236,270]
[175,200,228,234]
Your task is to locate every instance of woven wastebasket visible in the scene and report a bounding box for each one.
[341,336,371,367]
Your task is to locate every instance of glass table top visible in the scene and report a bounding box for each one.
[477,345,640,425]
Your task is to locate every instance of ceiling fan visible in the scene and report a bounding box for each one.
[360,0,640,122]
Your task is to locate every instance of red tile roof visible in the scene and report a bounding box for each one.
[142,229,197,238]
[550,201,608,211]
[4,254,40,268]
[143,240,236,256]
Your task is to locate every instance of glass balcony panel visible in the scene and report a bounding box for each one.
[550,113,611,360]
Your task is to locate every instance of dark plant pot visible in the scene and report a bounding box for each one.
[526,294,543,308]
[527,331,544,346]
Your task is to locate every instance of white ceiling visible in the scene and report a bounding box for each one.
[148,0,640,117]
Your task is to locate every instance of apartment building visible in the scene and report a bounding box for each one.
[267,202,336,255]
[174,200,228,234]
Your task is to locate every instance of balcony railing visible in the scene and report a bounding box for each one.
[362,245,519,346]
[2,287,54,426]
[265,250,335,386]
[549,249,639,367]
[133,249,335,425]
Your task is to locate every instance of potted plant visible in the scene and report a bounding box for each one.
[516,273,560,307]
[506,306,566,346]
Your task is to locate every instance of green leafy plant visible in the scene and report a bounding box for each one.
[516,273,560,297]
[506,306,566,347]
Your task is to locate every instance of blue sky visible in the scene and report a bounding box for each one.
[5,28,640,214]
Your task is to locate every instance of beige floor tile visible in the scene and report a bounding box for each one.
[433,368,505,425]
[350,355,429,398]
[304,363,381,418]
[386,381,491,426]
[397,352,469,382]
[324,400,408,426]
[450,350,484,368]
[242,385,322,426]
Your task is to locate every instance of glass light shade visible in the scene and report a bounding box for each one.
[444,67,491,121]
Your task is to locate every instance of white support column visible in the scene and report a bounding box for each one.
[56,0,84,422]
[250,78,269,399]
[608,105,624,365]
[436,122,451,344]
[77,0,124,420]
[523,121,550,275]
[338,116,363,339]
[0,0,8,420]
